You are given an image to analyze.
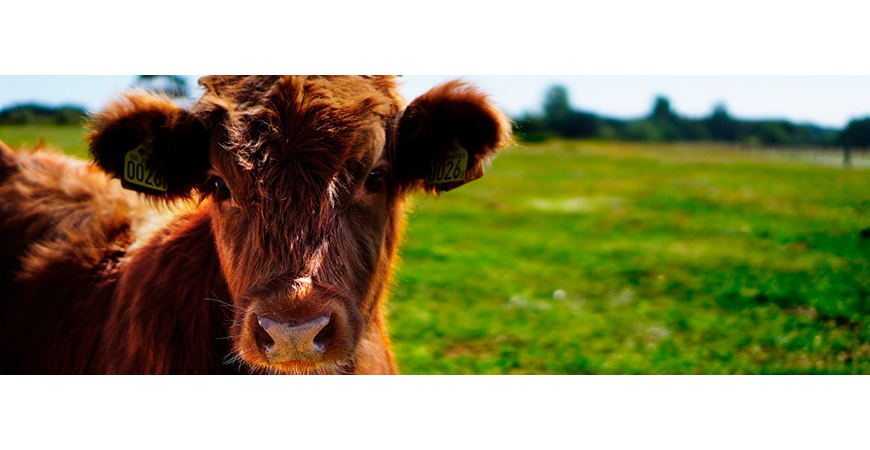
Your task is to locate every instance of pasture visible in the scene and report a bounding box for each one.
[3,125,869,374]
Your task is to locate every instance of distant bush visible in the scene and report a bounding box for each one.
[753,122,793,146]
[516,131,549,143]
[841,118,870,148]
[0,104,88,126]
[623,120,664,142]
[548,110,599,138]
[514,113,549,143]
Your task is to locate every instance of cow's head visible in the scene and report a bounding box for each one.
[89,76,511,374]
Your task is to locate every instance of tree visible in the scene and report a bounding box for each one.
[841,118,870,148]
[135,75,189,99]
[706,104,741,142]
[840,117,870,167]
[543,85,571,119]
[651,96,674,121]
[646,96,685,141]
[542,85,599,139]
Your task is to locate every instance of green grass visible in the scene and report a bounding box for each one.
[389,140,870,374]
[4,126,870,374]
[0,124,90,159]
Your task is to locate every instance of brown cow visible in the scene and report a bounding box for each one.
[0,76,511,374]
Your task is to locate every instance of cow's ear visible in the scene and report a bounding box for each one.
[393,80,512,193]
[87,92,211,200]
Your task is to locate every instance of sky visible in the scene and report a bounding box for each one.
[2,75,869,129]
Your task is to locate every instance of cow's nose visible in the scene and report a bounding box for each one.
[255,314,332,363]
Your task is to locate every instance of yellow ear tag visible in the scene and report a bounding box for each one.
[122,144,168,192]
[426,141,469,185]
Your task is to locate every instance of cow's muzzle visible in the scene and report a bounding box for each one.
[254,313,337,364]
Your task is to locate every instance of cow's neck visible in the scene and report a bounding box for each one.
[349,200,408,375]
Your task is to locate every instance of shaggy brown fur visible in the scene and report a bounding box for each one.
[0,76,511,374]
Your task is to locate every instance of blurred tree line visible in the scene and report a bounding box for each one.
[0,104,88,126]
[3,80,870,151]
[516,85,870,149]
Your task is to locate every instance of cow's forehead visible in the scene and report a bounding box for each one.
[199,76,401,165]
[197,75,403,115]
[202,76,399,204]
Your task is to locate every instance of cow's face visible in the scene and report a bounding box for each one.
[89,76,510,374]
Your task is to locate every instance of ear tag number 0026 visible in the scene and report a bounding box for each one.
[123,144,168,192]
[426,142,469,184]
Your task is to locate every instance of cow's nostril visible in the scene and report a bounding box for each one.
[253,319,275,351]
[312,317,336,353]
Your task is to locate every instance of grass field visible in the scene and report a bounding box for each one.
[0,124,90,159]
[3,126,869,374]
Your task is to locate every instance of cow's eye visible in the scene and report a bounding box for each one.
[214,177,231,201]
[365,170,383,187]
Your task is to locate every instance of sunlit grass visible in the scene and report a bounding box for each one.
[390,140,870,374]
[0,124,90,159]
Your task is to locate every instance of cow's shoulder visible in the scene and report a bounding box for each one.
[0,146,140,288]
[96,209,233,374]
